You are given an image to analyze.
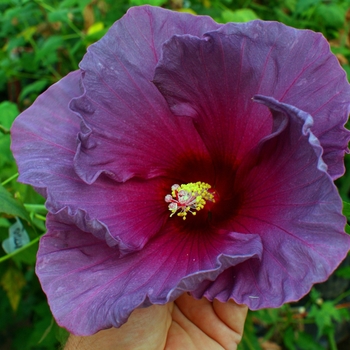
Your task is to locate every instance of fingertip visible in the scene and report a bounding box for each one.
[213,298,248,338]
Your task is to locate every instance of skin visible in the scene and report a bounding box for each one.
[64,294,248,350]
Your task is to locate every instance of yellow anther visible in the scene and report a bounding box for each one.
[164,181,215,220]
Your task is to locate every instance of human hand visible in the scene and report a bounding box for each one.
[64,293,248,350]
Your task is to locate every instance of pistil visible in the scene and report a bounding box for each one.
[165,181,216,220]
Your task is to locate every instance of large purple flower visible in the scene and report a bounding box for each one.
[11,6,350,335]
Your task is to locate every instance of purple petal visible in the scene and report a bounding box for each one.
[190,96,350,308]
[71,6,221,184]
[37,214,262,335]
[46,177,174,254]
[11,71,169,253]
[153,21,350,178]
[11,71,82,193]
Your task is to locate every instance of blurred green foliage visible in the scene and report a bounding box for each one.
[1,0,350,349]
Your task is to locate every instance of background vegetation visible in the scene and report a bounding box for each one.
[1,0,350,349]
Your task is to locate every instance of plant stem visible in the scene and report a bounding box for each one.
[327,329,338,350]
[1,173,19,186]
[24,204,47,212]
[0,235,43,263]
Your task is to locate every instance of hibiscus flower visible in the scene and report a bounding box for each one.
[11,5,350,336]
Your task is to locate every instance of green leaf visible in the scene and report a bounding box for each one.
[0,265,26,311]
[59,0,91,11]
[0,101,19,132]
[315,4,345,29]
[309,288,321,302]
[343,202,350,234]
[87,21,104,36]
[0,185,30,222]
[19,80,49,101]
[18,52,39,74]
[3,6,24,21]
[342,201,350,218]
[23,302,58,348]
[254,308,280,325]
[35,36,64,65]
[12,238,38,265]
[283,327,296,350]
[294,331,324,350]
[295,0,321,14]
[19,26,37,42]
[0,218,10,228]
[129,0,167,6]
[336,266,350,279]
[307,302,341,337]
[58,0,80,7]
[221,9,259,23]
[85,27,108,43]
[47,9,70,23]
[345,223,350,234]
[0,135,16,174]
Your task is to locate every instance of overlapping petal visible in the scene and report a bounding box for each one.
[72,6,221,184]
[37,214,262,335]
[153,21,350,178]
[189,96,350,308]
[11,71,82,193]
[11,71,170,253]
